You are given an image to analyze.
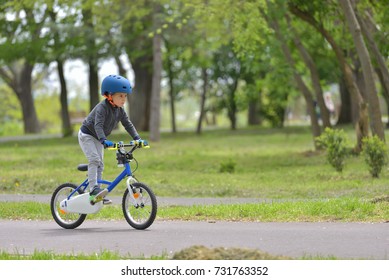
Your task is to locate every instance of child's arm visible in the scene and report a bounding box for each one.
[120,109,141,140]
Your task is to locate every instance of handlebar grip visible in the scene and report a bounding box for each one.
[106,142,151,150]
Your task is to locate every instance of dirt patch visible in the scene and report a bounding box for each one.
[172,245,291,260]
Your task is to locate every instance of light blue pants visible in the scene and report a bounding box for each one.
[78,130,104,191]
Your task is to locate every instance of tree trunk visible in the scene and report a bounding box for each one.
[196,68,208,134]
[248,99,261,125]
[49,9,72,137]
[115,55,127,77]
[339,0,385,141]
[337,76,353,125]
[57,59,73,137]
[114,55,138,121]
[167,62,177,133]
[19,63,41,134]
[375,68,389,127]
[227,79,239,130]
[286,14,331,129]
[0,62,41,134]
[129,55,152,131]
[149,6,162,142]
[266,7,321,148]
[165,40,177,133]
[82,8,99,111]
[357,10,389,127]
[88,60,99,111]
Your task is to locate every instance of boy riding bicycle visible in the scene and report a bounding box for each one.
[78,74,146,204]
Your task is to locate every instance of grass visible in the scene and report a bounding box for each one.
[0,249,167,260]
[0,198,388,222]
[1,125,389,200]
[0,246,337,260]
[1,125,388,222]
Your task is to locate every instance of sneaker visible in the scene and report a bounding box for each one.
[103,198,112,205]
[90,186,104,196]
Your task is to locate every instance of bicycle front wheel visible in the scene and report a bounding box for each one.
[122,182,157,230]
[51,183,87,229]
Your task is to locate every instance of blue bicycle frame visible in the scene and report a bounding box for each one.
[67,151,137,200]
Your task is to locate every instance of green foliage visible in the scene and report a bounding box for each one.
[219,158,236,174]
[316,128,349,172]
[362,135,388,178]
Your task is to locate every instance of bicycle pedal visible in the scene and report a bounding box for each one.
[103,198,112,205]
[89,189,108,204]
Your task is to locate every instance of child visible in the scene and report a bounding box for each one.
[78,74,145,204]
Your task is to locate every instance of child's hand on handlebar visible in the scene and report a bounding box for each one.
[130,139,149,148]
[103,139,114,148]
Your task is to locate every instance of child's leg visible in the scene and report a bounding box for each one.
[97,158,104,186]
[78,130,103,190]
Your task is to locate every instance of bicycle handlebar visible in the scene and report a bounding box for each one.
[106,140,150,150]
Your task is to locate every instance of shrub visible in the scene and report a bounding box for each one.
[316,128,349,172]
[362,135,388,178]
[219,159,236,173]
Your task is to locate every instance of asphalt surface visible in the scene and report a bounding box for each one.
[1,194,389,259]
[0,219,388,259]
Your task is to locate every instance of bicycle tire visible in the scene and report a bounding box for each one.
[122,182,157,230]
[50,183,87,229]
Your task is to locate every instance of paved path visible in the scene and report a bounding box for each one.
[0,220,388,259]
[0,194,389,260]
[1,194,388,259]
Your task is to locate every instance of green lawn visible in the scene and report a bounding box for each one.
[0,126,388,223]
[1,125,388,200]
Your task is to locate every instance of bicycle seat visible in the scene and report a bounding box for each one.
[77,164,88,171]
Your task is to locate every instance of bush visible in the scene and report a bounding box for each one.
[219,159,236,173]
[362,135,388,178]
[316,128,349,172]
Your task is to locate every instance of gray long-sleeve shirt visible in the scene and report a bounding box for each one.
[80,99,140,142]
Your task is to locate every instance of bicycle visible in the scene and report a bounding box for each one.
[50,140,157,230]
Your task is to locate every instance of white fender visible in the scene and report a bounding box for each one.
[60,193,102,214]
[126,176,141,206]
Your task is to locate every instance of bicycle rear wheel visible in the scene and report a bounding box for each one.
[122,182,157,230]
[51,183,87,229]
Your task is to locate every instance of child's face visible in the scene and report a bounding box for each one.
[111,93,127,107]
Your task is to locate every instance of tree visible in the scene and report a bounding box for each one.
[117,0,153,131]
[288,1,369,152]
[265,2,321,147]
[339,0,384,142]
[0,1,50,134]
[211,43,242,130]
[285,13,331,129]
[355,3,389,127]
[184,0,266,133]
[81,2,99,111]
[47,2,74,137]
[149,3,163,142]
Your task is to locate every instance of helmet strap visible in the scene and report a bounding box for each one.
[104,94,117,107]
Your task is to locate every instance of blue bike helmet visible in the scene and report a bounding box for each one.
[101,75,132,96]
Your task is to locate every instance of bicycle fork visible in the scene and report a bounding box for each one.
[126,176,143,208]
